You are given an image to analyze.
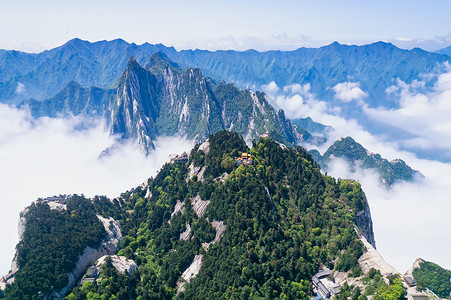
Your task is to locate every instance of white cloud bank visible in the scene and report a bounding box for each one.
[332,82,367,104]
[0,104,194,275]
[364,69,451,156]
[262,79,451,272]
[262,82,331,122]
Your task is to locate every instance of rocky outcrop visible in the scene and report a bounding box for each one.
[180,223,192,241]
[190,195,210,218]
[405,258,423,278]
[202,220,226,251]
[165,152,189,165]
[357,234,397,276]
[198,141,210,156]
[169,200,185,223]
[214,172,229,183]
[54,215,122,298]
[176,254,204,294]
[333,232,399,291]
[97,255,138,275]
[186,164,207,183]
[355,199,376,248]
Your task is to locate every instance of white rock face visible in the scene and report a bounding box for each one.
[180,223,192,241]
[275,141,287,150]
[355,200,376,248]
[198,141,210,156]
[97,255,138,275]
[190,195,210,218]
[145,187,152,199]
[164,152,189,166]
[186,163,207,183]
[249,90,265,115]
[17,209,28,247]
[169,200,185,224]
[177,254,204,293]
[358,234,397,276]
[214,172,229,183]
[333,231,399,292]
[54,215,122,298]
[202,220,226,251]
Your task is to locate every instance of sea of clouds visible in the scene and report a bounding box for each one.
[263,68,451,272]
[0,104,194,275]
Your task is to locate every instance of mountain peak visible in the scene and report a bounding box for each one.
[369,41,396,49]
[127,56,140,70]
[146,52,180,75]
[66,80,82,89]
[63,37,87,48]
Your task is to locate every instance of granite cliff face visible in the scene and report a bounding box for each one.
[355,199,376,248]
[113,54,305,152]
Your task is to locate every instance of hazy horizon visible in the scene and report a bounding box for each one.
[2,1,451,53]
[2,36,451,56]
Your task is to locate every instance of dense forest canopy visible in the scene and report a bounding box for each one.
[413,260,451,299]
[2,131,407,300]
[3,196,105,299]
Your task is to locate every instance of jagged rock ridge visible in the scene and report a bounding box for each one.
[109,54,304,152]
[26,53,306,153]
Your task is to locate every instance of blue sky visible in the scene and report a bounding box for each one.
[1,0,451,52]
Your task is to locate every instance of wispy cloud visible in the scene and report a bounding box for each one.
[332,82,367,104]
[14,82,25,95]
[390,33,451,51]
[175,33,319,51]
[0,104,193,275]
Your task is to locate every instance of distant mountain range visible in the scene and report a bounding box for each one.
[23,53,306,152]
[2,38,450,109]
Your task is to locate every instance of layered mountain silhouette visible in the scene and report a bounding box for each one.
[2,38,450,108]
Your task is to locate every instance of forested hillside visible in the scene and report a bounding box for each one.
[3,196,106,299]
[1,131,408,299]
[413,259,451,299]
